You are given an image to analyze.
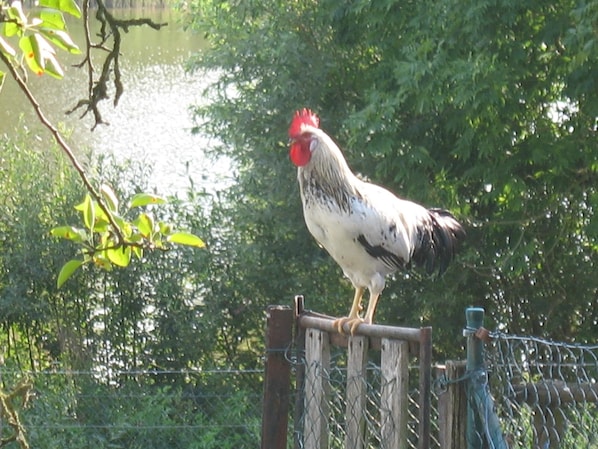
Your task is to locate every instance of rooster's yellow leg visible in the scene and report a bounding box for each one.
[333,287,365,334]
[363,292,380,325]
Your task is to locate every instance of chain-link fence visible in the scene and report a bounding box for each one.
[5,309,598,449]
[486,333,598,448]
[0,368,263,449]
[293,347,440,449]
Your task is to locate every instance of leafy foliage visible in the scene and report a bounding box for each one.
[2,0,202,285]
[181,0,598,355]
[51,189,204,287]
[0,0,81,80]
[0,136,251,373]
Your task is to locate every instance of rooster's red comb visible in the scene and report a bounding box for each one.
[289,108,320,137]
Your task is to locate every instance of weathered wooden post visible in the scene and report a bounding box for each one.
[380,338,409,449]
[345,335,369,449]
[437,360,467,449]
[261,305,293,449]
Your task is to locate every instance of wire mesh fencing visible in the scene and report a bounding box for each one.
[485,333,598,448]
[0,367,264,449]
[293,347,440,449]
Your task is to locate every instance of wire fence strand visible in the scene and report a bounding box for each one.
[3,329,598,449]
[485,333,598,448]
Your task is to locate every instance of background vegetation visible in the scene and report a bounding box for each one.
[182,0,598,351]
[1,0,597,447]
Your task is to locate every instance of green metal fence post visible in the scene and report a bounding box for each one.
[465,307,509,449]
[465,307,485,449]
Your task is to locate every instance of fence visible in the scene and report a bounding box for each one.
[3,304,598,449]
[263,300,598,449]
[262,297,433,449]
[0,367,263,449]
[484,323,598,448]
[435,308,598,449]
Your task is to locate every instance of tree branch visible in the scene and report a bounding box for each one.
[65,0,167,130]
[0,50,126,246]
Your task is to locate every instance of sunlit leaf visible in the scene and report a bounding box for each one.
[167,232,206,248]
[159,221,172,235]
[19,34,64,78]
[77,194,95,231]
[3,21,20,37]
[7,2,27,25]
[19,35,44,75]
[129,193,167,208]
[100,184,119,213]
[92,202,113,231]
[134,213,154,238]
[39,28,81,54]
[106,245,131,267]
[50,225,87,242]
[38,0,82,18]
[39,10,67,30]
[0,37,17,58]
[132,246,144,260]
[57,259,83,288]
[41,49,65,78]
[113,215,133,238]
[92,254,112,270]
[0,71,4,92]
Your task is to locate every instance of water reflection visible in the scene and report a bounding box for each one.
[0,9,230,196]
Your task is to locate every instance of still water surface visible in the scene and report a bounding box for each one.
[0,9,230,195]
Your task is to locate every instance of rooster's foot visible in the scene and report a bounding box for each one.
[333,316,364,335]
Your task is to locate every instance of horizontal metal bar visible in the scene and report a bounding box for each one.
[298,312,427,343]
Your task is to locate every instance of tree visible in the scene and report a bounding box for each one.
[1,0,203,285]
[182,0,598,354]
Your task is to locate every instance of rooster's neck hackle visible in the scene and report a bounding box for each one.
[298,129,359,213]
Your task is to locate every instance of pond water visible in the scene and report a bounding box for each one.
[0,8,231,195]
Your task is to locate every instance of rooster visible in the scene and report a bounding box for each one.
[288,109,465,334]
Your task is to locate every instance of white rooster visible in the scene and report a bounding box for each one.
[288,108,465,334]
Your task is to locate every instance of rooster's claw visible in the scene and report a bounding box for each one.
[333,317,364,335]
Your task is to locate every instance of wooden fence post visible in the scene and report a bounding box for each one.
[380,338,409,449]
[304,328,331,449]
[261,305,293,449]
[437,360,467,449]
[418,326,432,449]
[345,336,369,449]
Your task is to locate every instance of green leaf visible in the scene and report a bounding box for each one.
[76,194,95,231]
[0,37,17,58]
[0,71,4,92]
[39,10,67,31]
[106,245,131,267]
[50,225,87,242]
[100,184,119,213]
[57,259,83,288]
[92,254,113,271]
[6,2,27,25]
[4,21,20,37]
[19,35,44,75]
[41,48,65,78]
[38,0,82,18]
[129,193,167,208]
[39,28,81,54]
[134,213,154,238]
[167,232,206,248]
[132,245,144,260]
[19,34,64,78]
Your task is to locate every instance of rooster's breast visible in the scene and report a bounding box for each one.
[302,191,411,287]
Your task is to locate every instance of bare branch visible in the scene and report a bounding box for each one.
[66,0,167,129]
